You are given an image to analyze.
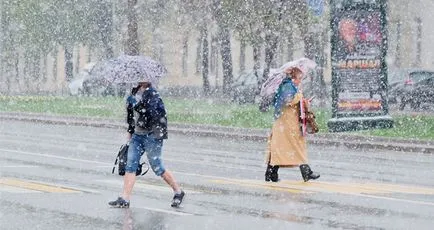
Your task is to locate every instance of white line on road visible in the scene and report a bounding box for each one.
[99,179,202,194]
[0,148,111,166]
[356,193,434,207]
[0,165,40,168]
[1,147,434,207]
[0,145,262,172]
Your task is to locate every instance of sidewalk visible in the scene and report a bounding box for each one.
[1,111,433,154]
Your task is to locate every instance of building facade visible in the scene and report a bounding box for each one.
[1,0,433,94]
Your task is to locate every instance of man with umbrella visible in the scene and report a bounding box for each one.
[99,55,185,208]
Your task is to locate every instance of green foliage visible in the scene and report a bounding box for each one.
[1,96,432,140]
[356,115,434,140]
[0,96,123,117]
[4,0,112,54]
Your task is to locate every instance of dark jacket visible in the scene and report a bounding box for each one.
[126,87,168,139]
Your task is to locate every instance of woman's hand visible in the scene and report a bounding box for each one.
[307,96,315,103]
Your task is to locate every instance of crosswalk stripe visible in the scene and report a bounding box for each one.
[211,178,434,196]
[0,184,43,193]
[279,180,387,194]
[0,178,81,193]
[211,179,311,194]
[98,179,203,194]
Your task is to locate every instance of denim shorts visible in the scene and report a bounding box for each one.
[125,133,165,176]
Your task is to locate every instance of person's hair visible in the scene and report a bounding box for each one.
[138,82,151,88]
[285,67,303,80]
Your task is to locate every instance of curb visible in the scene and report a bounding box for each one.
[0,112,433,154]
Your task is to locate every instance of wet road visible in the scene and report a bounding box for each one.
[1,120,433,230]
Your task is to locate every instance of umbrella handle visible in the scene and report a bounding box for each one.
[300,97,307,136]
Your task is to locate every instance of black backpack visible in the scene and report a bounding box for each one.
[112,144,149,176]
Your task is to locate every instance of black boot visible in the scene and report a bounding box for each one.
[265,165,273,182]
[271,166,279,182]
[265,165,279,182]
[299,164,320,182]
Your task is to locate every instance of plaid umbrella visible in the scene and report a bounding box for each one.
[90,55,167,85]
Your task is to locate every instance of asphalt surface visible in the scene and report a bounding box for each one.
[0,112,433,154]
[1,120,434,230]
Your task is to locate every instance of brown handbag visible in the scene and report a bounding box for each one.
[300,98,319,134]
[305,110,319,134]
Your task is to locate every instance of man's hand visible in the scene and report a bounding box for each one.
[127,133,132,142]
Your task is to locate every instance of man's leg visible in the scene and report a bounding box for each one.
[146,136,185,207]
[161,170,185,207]
[121,136,143,200]
[161,170,181,193]
[121,172,136,201]
[146,138,181,192]
[109,135,143,207]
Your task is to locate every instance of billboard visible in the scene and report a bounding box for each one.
[328,0,393,131]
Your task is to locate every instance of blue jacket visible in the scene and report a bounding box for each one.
[126,87,168,139]
[273,78,298,119]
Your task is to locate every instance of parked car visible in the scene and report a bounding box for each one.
[388,69,434,109]
[68,63,95,96]
[231,69,263,104]
[68,62,127,97]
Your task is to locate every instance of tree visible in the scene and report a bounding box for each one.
[47,0,96,82]
[201,26,211,94]
[92,0,114,58]
[126,0,139,55]
[232,0,292,88]
[176,0,213,92]
[137,0,172,62]
[0,0,12,94]
[261,0,287,87]
[212,0,234,94]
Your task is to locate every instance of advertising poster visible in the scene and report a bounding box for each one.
[328,0,393,132]
[332,8,386,116]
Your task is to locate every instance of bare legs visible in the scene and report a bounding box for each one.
[161,170,181,193]
[121,170,181,201]
[121,172,136,200]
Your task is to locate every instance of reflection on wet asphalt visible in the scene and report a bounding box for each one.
[0,120,433,230]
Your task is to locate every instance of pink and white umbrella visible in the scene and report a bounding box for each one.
[260,58,317,100]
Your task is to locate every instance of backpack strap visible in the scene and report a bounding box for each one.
[112,143,128,174]
[138,162,150,176]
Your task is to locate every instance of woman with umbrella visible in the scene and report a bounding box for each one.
[262,58,320,182]
[100,55,185,208]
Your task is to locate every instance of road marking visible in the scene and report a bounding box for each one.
[0,178,81,193]
[0,148,111,166]
[211,179,311,194]
[99,179,202,194]
[279,180,392,195]
[0,184,43,193]
[356,193,434,206]
[212,178,434,196]
[2,147,434,206]
[0,165,40,168]
[357,182,434,195]
[0,147,259,173]
[0,145,260,172]
[212,178,434,206]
